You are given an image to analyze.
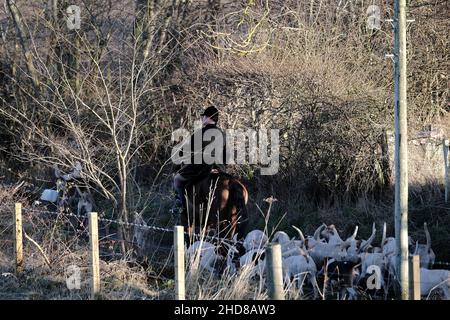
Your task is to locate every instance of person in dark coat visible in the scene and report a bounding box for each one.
[171,106,227,215]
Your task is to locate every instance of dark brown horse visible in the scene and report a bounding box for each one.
[180,171,249,246]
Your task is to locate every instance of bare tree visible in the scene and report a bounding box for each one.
[0,0,178,252]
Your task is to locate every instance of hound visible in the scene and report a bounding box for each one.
[243,230,268,252]
[413,222,436,268]
[283,254,319,299]
[420,268,450,299]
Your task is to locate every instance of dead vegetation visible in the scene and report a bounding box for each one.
[0,0,448,299]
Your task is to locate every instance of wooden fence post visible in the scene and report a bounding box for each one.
[266,243,284,300]
[14,203,23,275]
[88,212,100,299]
[444,139,449,203]
[409,254,421,300]
[174,226,185,300]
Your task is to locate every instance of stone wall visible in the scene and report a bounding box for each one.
[387,126,449,195]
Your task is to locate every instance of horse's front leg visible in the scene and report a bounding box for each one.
[187,225,194,244]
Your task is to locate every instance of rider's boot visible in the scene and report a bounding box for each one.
[170,192,184,216]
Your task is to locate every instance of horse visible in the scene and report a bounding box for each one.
[180,170,249,255]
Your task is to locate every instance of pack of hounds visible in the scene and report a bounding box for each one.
[34,163,449,299]
[180,222,449,300]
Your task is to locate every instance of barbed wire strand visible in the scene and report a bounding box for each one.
[16,207,450,268]
[22,207,245,246]
[3,206,449,289]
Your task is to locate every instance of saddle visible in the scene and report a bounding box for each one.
[184,168,234,191]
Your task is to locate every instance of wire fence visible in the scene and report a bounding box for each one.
[21,207,178,273]
[2,203,450,300]
[21,207,244,247]
[21,207,450,269]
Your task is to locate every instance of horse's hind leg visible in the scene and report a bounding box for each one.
[228,182,248,240]
[226,181,248,258]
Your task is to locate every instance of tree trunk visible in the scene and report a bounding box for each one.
[117,157,130,255]
[135,0,155,59]
[6,0,40,89]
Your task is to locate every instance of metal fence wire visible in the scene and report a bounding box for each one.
[2,204,449,300]
[22,207,245,245]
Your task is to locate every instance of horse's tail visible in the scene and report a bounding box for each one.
[228,179,249,241]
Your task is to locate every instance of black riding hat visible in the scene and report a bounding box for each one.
[201,106,219,122]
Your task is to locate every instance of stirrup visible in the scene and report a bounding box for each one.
[170,199,183,215]
[170,207,183,215]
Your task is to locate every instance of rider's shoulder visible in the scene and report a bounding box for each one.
[202,124,224,134]
[203,123,219,129]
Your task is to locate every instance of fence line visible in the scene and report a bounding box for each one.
[17,204,242,299]
[21,206,450,268]
[16,206,450,269]
[21,207,177,270]
[22,207,245,246]
[15,205,450,271]
[8,203,450,300]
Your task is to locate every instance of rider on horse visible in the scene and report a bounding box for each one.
[171,106,227,215]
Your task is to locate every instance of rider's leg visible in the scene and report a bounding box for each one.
[174,173,188,201]
[172,173,188,213]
